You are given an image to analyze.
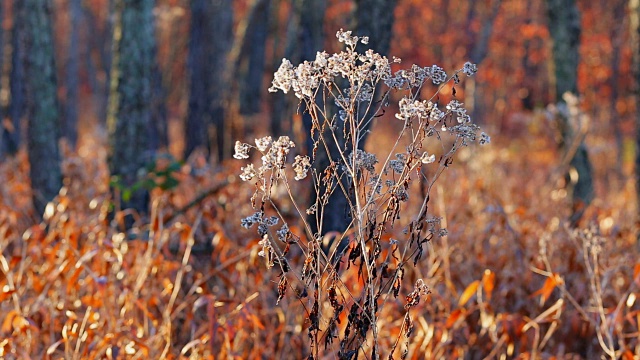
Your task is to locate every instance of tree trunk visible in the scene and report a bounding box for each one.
[546,0,594,225]
[184,0,232,161]
[5,0,25,156]
[631,0,640,247]
[185,0,213,159]
[107,0,157,217]
[268,0,291,138]
[64,0,82,149]
[354,0,397,57]
[465,0,502,125]
[293,0,332,236]
[353,0,397,147]
[22,0,62,215]
[149,41,168,150]
[308,0,398,237]
[238,0,270,115]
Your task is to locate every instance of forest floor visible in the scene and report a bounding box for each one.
[0,112,639,359]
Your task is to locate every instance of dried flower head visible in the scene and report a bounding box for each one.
[255,136,273,152]
[233,141,250,160]
[240,164,258,181]
[293,155,312,180]
[421,152,436,164]
[463,61,478,76]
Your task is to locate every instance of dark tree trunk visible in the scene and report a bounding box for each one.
[546,0,594,225]
[268,0,291,138]
[354,0,397,147]
[149,40,168,150]
[293,0,332,236]
[22,0,63,215]
[547,0,580,97]
[308,0,398,238]
[107,0,157,217]
[464,0,502,125]
[354,0,397,57]
[184,0,233,161]
[64,0,82,148]
[185,0,213,159]
[5,0,25,156]
[238,0,270,115]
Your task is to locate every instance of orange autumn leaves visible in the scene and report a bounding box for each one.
[458,269,496,307]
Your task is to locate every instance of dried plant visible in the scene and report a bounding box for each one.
[235,29,487,358]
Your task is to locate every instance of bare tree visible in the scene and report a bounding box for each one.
[107,0,158,217]
[149,40,168,150]
[546,0,594,224]
[464,0,502,124]
[237,0,271,116]
[184,0,233,161]
[354,0,397,56]
[22,0,63,214]
[311,0,399,237]
[63,0,82,149]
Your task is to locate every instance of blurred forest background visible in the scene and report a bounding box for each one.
[1,0,640,358]
[0,0,638,217]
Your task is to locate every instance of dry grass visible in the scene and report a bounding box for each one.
[0,120,639,359]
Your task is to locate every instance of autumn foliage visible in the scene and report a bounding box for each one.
[1,119,639,358]
[1,0,640,359]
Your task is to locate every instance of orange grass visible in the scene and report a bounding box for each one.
[0,122,639,359]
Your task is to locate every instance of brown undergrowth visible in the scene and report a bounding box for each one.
[0,122,637,359]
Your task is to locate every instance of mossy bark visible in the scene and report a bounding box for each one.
[107,0,157,216]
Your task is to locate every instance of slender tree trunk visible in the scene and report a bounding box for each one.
[226,0,270,158]
[64,0,82,148]
[238,0,270,116]
[210,0,233,162]
[354,0,397,147]
[294,0,332,236]
[310,0,398,236]
[5,0,25,156]
[267,0,290,138]
[546,0,594,225]
[185,0,213,158]
[465,0,502,125]
[107,0,156,217]
[22,0,62,215]
[149,40,168,150]
[354,0,397,57]
[184,0,232,161]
